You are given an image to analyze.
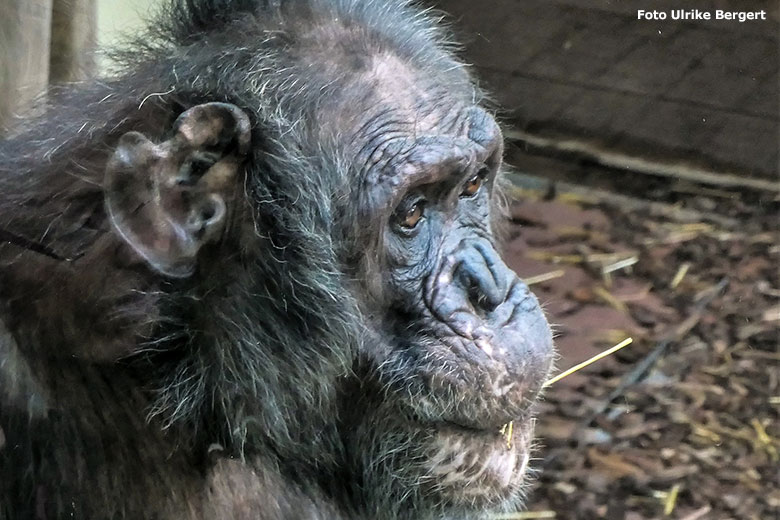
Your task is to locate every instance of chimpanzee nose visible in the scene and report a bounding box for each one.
[455,240,511,313]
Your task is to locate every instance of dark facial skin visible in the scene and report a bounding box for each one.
[334,60,555,514]
[370,106,552,425]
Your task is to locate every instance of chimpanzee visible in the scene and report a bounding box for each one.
[0,1,554,518]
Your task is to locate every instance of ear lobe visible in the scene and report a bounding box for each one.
[104,102,251,278]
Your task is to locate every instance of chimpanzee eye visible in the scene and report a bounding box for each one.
[461,166,489,198]
[395,200,425,230]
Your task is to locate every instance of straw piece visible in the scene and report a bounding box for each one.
[523,270,566,286]
[543,338,634,388]
[663,484,680,515]
[670,262,691,289]
[492,512,557,519]
[601,256,638,275]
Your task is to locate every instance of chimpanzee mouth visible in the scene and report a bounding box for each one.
[421,414,536,502]
[409,410,535,457]
[401,332,549,431]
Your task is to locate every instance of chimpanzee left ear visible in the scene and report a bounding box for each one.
[105,102,251,277]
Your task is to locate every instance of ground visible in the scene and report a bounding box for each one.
[501,147,778,519]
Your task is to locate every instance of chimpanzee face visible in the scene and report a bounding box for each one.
[335,61,555,510]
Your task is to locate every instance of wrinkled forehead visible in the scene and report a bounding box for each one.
[357,54,472,131]
[319,53,481,148]
[319,53,501,207]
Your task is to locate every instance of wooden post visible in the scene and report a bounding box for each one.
[0,0,53,132]
[49,0,97,84]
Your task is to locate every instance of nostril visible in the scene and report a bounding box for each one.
[452,242,512,315]
[459,267,504,317]
[468,282,501,314]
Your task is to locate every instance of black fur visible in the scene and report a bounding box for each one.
[0,1,553,519]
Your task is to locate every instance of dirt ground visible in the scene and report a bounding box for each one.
[500,146,778,520]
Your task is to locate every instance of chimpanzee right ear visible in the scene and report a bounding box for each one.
[104,102,251,278]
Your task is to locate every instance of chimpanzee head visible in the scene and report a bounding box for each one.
[3,1,553,517]
[326,49,555,515]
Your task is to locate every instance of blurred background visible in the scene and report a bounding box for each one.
[0,0,155,128]
[0,1,777,518]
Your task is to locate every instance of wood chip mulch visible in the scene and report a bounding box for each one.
[503,177,778,520]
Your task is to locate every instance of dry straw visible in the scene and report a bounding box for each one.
[543,337,634,388]
[500,338,634,449]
